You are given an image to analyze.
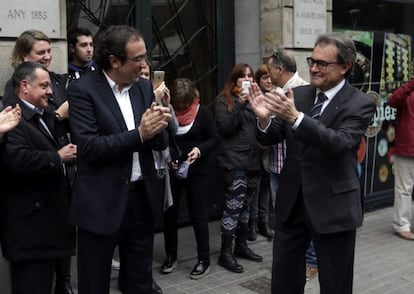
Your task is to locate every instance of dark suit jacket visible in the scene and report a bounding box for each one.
[67,69,168,235]
[0,98,75,261]
[258,81,376,234]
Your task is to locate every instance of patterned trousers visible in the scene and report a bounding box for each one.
[220,169,261,237]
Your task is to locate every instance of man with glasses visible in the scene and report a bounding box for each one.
[267,50,308,91]
[249,33,376,293]
[67,25,171,293]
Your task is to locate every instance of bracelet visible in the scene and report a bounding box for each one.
[291,116,298,125]
[55,112,61,120]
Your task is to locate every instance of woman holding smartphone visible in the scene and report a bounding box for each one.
[214,63,263,273]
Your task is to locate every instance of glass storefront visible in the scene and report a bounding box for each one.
[334,0,414,208]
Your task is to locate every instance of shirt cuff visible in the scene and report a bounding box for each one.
[292,112,304,130]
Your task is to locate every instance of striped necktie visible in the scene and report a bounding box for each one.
[311,92,327,120]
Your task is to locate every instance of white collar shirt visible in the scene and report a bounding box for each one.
[103,70,142,181]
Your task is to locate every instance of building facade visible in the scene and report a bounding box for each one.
[0,0,414,289]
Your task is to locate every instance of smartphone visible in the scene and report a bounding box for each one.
[241,80,251,93]
[153,71,165,86]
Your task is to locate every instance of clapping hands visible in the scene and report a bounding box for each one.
[0,104,21,139]
[138,102,171,141]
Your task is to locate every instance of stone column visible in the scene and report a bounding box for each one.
[234,0,261,70]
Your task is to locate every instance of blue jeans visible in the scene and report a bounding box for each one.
[249,171,271,223]
[269,172,280,209]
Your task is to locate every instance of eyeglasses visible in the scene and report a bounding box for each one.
[126,54,147,63]
[306,57,342,70]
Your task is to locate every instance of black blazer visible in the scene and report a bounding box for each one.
[258,81,376,234]
[0,99,74,261]
[67,69,168,235]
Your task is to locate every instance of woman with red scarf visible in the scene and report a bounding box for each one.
[215,63,263,273]
[161,79,218,280]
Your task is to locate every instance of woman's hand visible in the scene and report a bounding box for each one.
[187,147,200,164]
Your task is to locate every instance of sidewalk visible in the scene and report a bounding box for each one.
[94,205,413,293]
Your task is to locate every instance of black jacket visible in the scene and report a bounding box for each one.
[0,98,75,261]
[214,95,262,171]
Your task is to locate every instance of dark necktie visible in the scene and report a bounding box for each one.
[311,92,327,120]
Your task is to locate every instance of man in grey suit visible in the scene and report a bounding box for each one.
[67,25,171,293]
[249,33,376,294]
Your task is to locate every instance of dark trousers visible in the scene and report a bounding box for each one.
[11,259,55,294]
[77,181,154,294]
[271,195,356,294]
[163,172,210,261]
[250,169,270,223]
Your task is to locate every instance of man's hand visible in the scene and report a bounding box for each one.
[58,143,77,163]
[264,88,299,124]
[138,102,171,141]
[154,81,166,100]
[0,104,21,139]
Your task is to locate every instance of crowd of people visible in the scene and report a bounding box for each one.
[0,25,395,294]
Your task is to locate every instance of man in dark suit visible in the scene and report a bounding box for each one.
[0,62,76,294]
[249,33,376,294]
[67,25,171,294]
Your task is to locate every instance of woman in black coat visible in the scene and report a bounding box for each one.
[161,79,217,280]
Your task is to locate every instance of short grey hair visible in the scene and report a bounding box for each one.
[315,32,356,77]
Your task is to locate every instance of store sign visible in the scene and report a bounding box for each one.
[0,0,60,38]
[293,0,327,48]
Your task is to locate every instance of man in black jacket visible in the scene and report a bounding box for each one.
[68,25,171,294]
[1,62,76,294]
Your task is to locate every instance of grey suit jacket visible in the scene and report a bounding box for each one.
[258,81,376,234]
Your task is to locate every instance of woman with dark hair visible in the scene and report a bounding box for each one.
[161,78,217,280]
[214,63,263,273]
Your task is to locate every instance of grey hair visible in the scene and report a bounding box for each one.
[315,32,356,77]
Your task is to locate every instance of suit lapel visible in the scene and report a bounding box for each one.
[95,71,128,131]
[129,83,145,127]
[319,82,350,125]
[296,86,317,116]
[18,100,58,146]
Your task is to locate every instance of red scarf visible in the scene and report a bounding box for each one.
[175,98,200,126]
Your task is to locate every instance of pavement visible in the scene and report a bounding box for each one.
[70,205,414,293]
